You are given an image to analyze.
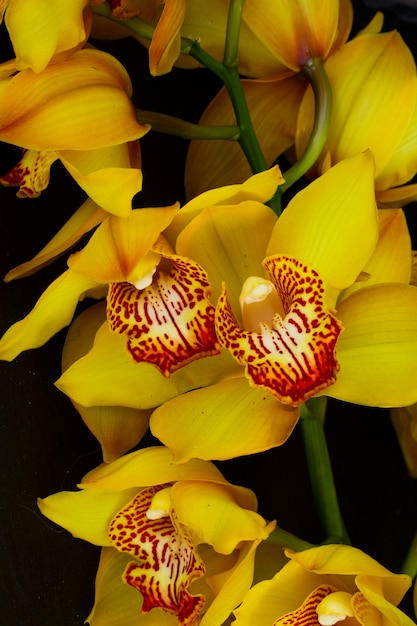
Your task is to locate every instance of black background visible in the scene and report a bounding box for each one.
[1,1,417,624]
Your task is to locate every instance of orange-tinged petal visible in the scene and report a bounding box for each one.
[151,377,299,461]
[355,575,413,626]
[177,200,278,313]
[326,284,417,407]
[149,0,185,75]
[56,318,240,408]
[296,32,416,177]
[377,182,417,208]
[267,152,378,292]
[37,486,140,546]
[68,206,178,283]
[216,256,342,406]
[0,49,147,150]
[80,446,229,490]
[59,143,144,218]
[5,198,107,281]
[185,77,305,198]
[0,269,103,361]
[109,486,205,625]
[107,254,221,376]
[4,0,90,72]
[243,0,341,71]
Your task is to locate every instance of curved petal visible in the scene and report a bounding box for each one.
[149,0,185,75]
[5,0,90,72]
[171,482,269,554]
[185,77,305,199]
[296,32,417,177]
[56,317,240,408]
[0,149,57,198]
[59,143,145,218]
[68,206,178,283]
[376,182,417,208]
[327,284,417,407]
[0,49,147,150]
[177,200,278,313]
[80,446,229,491]
[5,198,106,281]
[38,486,140,546]
[150,377,299,461]
[267,152,378,292]
[86,548,150,626]
[0,269,102,361]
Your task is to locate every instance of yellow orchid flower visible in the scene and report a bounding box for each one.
[0,48,148,216]
[295,30,417,206]
[148,153,417,462]
[38,446,275,626]
[0,0,98,72]
[233,544,413,626]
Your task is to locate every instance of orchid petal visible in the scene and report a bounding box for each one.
[80,446,229,491]
[56,318,240,408]
[267,152,378,292]
[0,149,57,198]
[4,0,90,72]
[177,200,278,313]
[5,198,107,281]
[0,269,102,361]
[0,49,147,150]
[149,0,186,75]
[86,548,149,626]
[376,182,417,208]
[107,254,221,376]
[109,486,206,625]
[216,256,342,406]
[170,482,270,554]
[151,377,299,461]
[185,78,305,198]
[326,284,417,407]
[37,486,139,546]
[68,206,178,283]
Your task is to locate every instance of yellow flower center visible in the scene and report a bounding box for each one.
[316,590,355,625]
[239,276,285,332]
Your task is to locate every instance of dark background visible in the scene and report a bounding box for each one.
[1,1,417,623]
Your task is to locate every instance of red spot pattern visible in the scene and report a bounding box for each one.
[0,149,56,198]
[107,254,221,376]
[215,255,342,406]
[273,585,336,625]
[109,485,205,625]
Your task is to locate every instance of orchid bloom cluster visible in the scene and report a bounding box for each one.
[2,0,417,625]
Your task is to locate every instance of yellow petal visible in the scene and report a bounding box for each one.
[171,481,270,554]
[107,254,221,376]
[80,446,230,490]
[216,256,342,406]
[5,198,106,281]
[355,575,412,626]
[377,182,417,208]
[87,548,148,626]
[59,143,144,218]
[150,377,299,461]
[149,0,185,75]
[243,0,342,71]
[56,318,240,408]
[267,152,378,292]
[185,77,305,198]
[5,0,90,72]
[68,205,178,283]
[326,284,417,406]
[339,209,411,302]
[296,32,416,177]
[0,269,102,361]
[38,486,139,546]
[0,49,147,150]
[177,200,278,313]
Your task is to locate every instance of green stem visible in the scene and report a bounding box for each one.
[137,109,239,140]
[299,397,349,545]
[279,57,332,194]
[401,529,417,579]
[223,0,245,68]
[267,527,315,552]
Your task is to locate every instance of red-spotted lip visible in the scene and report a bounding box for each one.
[215,254,342,406]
